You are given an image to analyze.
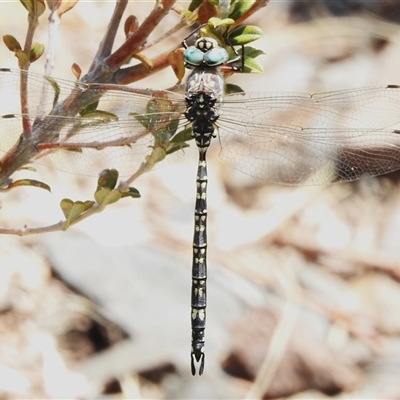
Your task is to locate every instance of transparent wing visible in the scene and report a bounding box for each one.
[218,88,400,185]
[0,69,188,177]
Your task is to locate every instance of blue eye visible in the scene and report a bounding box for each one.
[183,46,204,66]
[203,47,229,66]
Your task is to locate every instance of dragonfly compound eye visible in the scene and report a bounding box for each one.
[203,47,229,67]
[183,46,205,67]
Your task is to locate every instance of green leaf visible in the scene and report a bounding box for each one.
[20,166,37,172]
[188,0,204,12]
[228,25,263,45]
[242,46,265,59]
[243,56,263,74]
[5,179,51,192]
[35,0,46,17]
[3,35,22,52]
[152,117,180,147]
[60,199,94,224]
[170,126,193,144]
[94,188,121,206]
[80,110,118,121]
[97,169,119,190]
[44,75,61,106]
[121,187,141,199]
[166,141,190,155]
[133,97,174,130]
[228,0,256,20]
[146,146,167,169]
[20,0,46,17]
[207,17,235,29]
[29,42,45,62]
[225,83,245,94]
[1,113,17,119]
[241,46,265,73]
[19,0,34,13]
[79,101,99,116]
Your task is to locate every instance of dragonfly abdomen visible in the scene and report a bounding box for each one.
[188,89,219,375]
[191,147,208,376]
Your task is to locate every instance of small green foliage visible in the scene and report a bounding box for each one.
[75,108,119,132]
[19,0,46,17]
[5,179,51,192]
[133,97,184,163]
[153,117,179,145]
[29,42,45,62]
[188,0,205,12]
[145,146,167,170]
[228,25,263,46]
[3,35,22,52]
[225,83,245,94]
[43,75,61,106]
[228,0,256,20]
[121,187,141,199]
[1,113,17,119]
[14,166,37,173]
[95,169,139,205]
[207,17,235,30]
[97,169,118,190]
[80,110,118,121]
[134,97,175,130]
[189,0,259,20]
[166,142,190,156]
[166,127,193,155]
[241,46,264,73]
[3,36,31,68]
[79,101,100,116]
[94,187,122,206]
[199,17,263,75]
[170,127,193,145]
[60,199,95,226]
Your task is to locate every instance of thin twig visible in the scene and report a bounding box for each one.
[90,0,128,66]
[85,0,177,81]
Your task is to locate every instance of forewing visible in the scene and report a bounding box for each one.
[0,69,188,177]
[218,87,400,185]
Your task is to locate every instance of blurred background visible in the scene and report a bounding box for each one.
[0,0,400,398]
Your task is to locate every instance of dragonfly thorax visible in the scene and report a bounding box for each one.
[185,91,218,144]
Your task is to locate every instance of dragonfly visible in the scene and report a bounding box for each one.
[2,35,400,377]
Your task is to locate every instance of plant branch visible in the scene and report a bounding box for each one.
[90,0,128,66]
[84,0,177,83]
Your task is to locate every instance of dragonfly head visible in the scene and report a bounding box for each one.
[183,37,229,68]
